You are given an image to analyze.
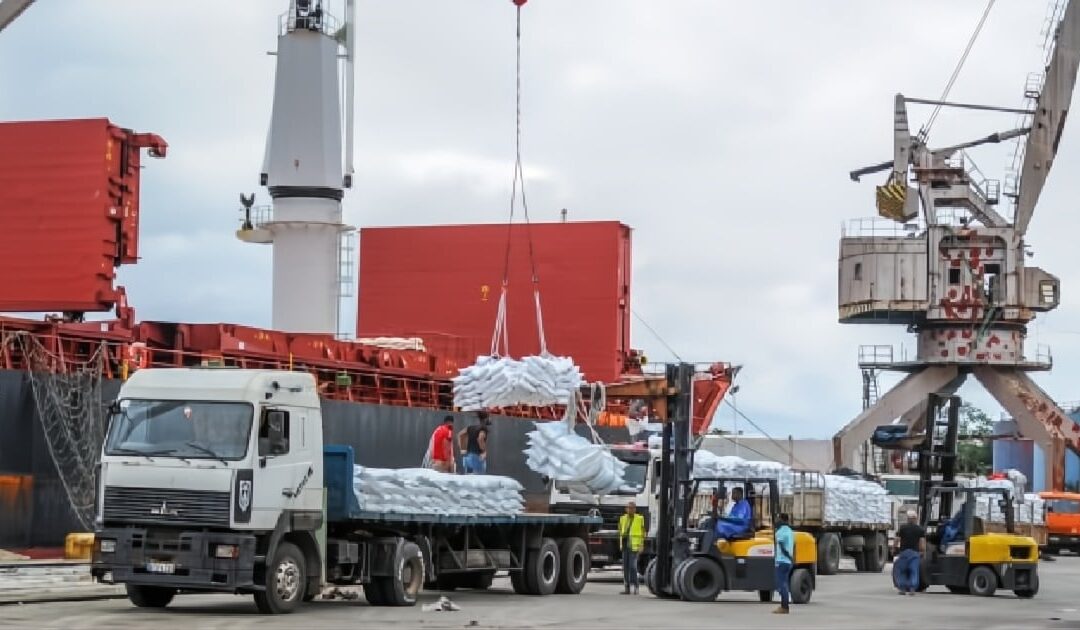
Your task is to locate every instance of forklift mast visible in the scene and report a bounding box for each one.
[917,394,961,527]
[653,363,696,596]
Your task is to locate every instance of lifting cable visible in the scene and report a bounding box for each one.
[492,0,547,358]
[920,0,997,141]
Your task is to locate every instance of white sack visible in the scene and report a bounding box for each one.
[353,465,524,516]
[523,420,627,495]
[453,355,584,410]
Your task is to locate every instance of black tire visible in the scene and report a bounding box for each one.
[671,558,689,599]
[383,542,424,606]
[254,541,306,614]
[644,557,659,596]
[758,589,773,602]
[555,538,590,595]
[891,561,901,590]
[676,557,724,603]
[863,533,887,573]
[968,565,998,598]
[1014,572,1039,599]
[817,534,841,575]
[126,584,176,608]
[524,538,560,596]
[510,568,530,594]
[789,567,813,604]
[365,579,388,605]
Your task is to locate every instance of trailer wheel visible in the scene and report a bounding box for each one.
[817,534,841,575]
[510,568,530,594]
[254,542,306,614]
[789,567,813,604]
[968,565,998,598]
[524,538,561,596]
[862,533,887,573]
[126,584,176,608]
[555,538,590,595]
[676,557,723,602]
[383,542,425,606]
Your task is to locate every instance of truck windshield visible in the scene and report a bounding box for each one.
[1049,500,1080,514]
[884,479,919,497]
[104,400,253,461]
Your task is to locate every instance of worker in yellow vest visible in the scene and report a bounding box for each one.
[618,501,646,594]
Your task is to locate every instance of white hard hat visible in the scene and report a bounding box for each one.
[906,510,918,518]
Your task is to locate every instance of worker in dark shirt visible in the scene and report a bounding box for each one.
[458,411,491,474]
[894,510,925,596]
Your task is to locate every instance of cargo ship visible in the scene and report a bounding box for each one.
[0,3,734,548]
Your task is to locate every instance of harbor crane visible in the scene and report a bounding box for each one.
[835,0,1080,491]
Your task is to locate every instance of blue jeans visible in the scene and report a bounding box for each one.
[462,453,486,474]
[896,549,920,593]
[622,550,639,589]
[775,562,791,608]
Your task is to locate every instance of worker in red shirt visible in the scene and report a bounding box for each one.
[427,415,457,474]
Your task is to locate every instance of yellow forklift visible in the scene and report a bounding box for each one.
[877,394,1039,597]
[643,364,817,603]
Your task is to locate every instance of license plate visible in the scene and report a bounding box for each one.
[146,561,175,574]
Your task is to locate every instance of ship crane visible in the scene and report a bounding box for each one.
[834,0,1080,491]
[237,0,357,335]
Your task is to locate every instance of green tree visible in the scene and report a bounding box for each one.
[956,403,993,475]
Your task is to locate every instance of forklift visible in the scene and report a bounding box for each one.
[644,364,817,604]
[875,394,1040,598]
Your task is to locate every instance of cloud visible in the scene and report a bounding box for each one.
[1,1,1076,445]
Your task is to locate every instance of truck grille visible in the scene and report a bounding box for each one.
[103,486,230,527]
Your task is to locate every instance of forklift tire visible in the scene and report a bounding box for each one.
[645,558,659,596]
[380,541,424,606]
[967,565,998,598]
[675,557,724,603]
[1014,572,1039,599]
[555,538,590,594]
[126,584,176,608]
[863,533,887,573]
[817,534,841,575]
[524,538,561,596]
[758,590,773,602]
[671,559,689,599]
[789,567,814,604]
[254,541,306,614]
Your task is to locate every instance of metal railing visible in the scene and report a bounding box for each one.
[279,10,340,38]
[841,217,923,238]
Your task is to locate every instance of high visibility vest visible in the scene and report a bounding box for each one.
[618,513,646,552]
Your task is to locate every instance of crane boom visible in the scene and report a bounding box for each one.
[0,0,33,33]
[1014,0,1080,236]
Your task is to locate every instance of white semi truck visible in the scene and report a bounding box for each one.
[90,368,598,614]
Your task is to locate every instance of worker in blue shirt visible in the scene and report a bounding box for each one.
[773,512,794,615]
[715,487,752,539]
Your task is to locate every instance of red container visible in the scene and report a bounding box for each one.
[357,221,632,383]
[0,118,165,313]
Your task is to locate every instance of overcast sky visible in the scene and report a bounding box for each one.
[3,1,1080,440]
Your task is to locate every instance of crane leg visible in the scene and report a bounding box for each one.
[833,366,962,471]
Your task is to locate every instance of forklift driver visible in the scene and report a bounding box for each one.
[715,487,752,539]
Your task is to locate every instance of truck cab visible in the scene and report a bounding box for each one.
[92,369,325,612]
[1039,491,1080,554]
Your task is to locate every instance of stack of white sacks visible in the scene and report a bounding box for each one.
[453,355,584,410]
[691,451,891,525]
[523,420,627,495]
[352,466,524,516]
[963,470,1046,526]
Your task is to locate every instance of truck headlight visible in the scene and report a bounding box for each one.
[214,544,239,559]
[98,539,116,554]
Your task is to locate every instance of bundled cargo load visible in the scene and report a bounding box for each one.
[815,474,891,525]
[352,465,524,516]
[453,354,583,410]
[523,419,627,495]
[963,471,1046,526]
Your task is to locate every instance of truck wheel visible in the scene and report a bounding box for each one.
[525,538,560,596]
[1014,572,1039,599]
[383,542,424,606]
[862,533,887,573]
[254,541,306,614]
[676,557,723,602]
[967,565,998,598]
[510,568,530,594]
[365,580,388,605]
[817,534,841,575]
[555,538,590,595]
[789,567,813,604]
[126,584,176,608]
